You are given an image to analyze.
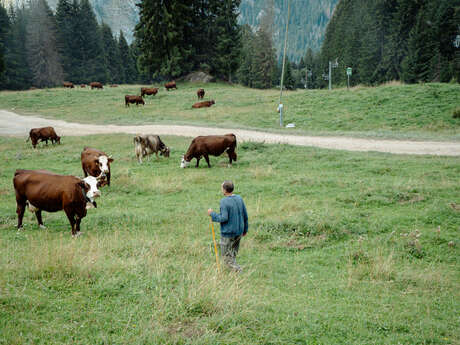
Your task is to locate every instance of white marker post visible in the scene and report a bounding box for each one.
[347,67,352,90]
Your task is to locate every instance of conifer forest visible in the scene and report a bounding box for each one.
[0,0,459,90]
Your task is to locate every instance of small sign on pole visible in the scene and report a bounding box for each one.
[346,67,352,90]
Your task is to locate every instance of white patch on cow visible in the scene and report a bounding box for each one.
[98,155,110,173]
[180,156,190,168]
[27,202,39,213]
[83,176,101,202]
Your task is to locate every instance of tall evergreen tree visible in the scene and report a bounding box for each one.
[282,58,296,90]
[135,0,193,79]
[0,5,31,89]
[73,0,107,83]
[236,24,256,87]
[55,0,76,81]
[101,23,120,83]
[209,0,241,81]
[119,31,137,83]
[26,0,63,87]
[0,4,9,77]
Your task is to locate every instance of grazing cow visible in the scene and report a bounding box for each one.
[180,134,237,168]
[90,82,103,89]
[197,88,205,99]
[165,81,177,91]
[110,84,118,87]
[27,127,61,148]
[134,134,170,163]
[63,82,74,88]
[81,147,114,186]
[80,84,86,88]
[192,100,215,108]
[13,169,101,236]
[141,87,159,97]
[125,95,145,107]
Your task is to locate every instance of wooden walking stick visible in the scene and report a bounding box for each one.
[210,217,220,272]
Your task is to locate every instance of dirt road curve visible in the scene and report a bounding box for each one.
[1,110,459,156]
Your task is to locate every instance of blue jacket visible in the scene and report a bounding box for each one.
[211,194,248,238]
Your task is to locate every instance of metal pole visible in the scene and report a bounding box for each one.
[347,74,350,90]
[328,60,332,90]
[278,0,290,127]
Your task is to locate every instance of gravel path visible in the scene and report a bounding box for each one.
[1,109,459,156]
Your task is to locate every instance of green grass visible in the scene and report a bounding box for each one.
[0,135,459,344]
[1,81,459,140]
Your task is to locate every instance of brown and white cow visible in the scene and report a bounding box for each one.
[192,100,215,108]
[81,147,114,186]
[27,127,61,148]
[13,169,101,236]
[180,134,237,168]
[197,88,205,99]
[125,95,145,107]
[63,81,74,88]
[90,82,103,89]
[165,81,177,91]
[141,87,159,97]
[134,134,170,163]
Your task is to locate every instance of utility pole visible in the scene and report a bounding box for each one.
[278,0,290,127]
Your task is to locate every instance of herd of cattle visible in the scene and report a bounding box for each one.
[15,120,237,236]
[63,81,215,109]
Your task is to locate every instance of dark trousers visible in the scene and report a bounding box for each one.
[220,235,242,271]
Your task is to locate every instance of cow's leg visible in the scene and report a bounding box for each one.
[75,216,82,234]
[16,196,26,229]
[204,154,211,168]
[227,151,233,166]
[64,208,77,236]
[195,157,200,168]
[35,210,45,229]
[107,170,111,186]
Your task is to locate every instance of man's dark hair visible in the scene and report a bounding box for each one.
[222,180,234,193]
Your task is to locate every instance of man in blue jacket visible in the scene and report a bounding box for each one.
[208,180,248,272]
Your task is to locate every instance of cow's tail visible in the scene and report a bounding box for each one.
[225,133,237,148]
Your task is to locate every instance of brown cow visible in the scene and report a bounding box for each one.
[180,134,237,168]
[141,87,159,97]
[81,147,114,186]
[110,84,118,87]
[125,95,145,107]
[80,84,86,88]
[165,81,177,91]
[192,100,215,108]
[197,88,205,99]
[63,82,74,88]
[27,127,61,148]
[13,169,101,236]
[134,134,170,163]
[90,82,103,89]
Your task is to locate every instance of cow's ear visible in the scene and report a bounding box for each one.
[78,181,90,192]
[108,157,114,163]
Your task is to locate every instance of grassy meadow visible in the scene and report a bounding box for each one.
[0,82,459,140]
[0,134,459,344]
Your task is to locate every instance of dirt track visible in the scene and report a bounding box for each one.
[1,109,459,156]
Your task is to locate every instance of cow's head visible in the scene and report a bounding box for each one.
[56,136,61,144]
[211,100,215,105]
[96,155,113,174]
[229,151,237,161]
[133,135,142,145]
[180,155,190,168]
[80,176,101,207]
[161,147,170,158]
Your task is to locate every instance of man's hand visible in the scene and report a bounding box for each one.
[207,208,213,216]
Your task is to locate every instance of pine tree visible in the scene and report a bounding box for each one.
[283,58,296,90]
[55,0,75,82]
[0,5,31,89]
[26,0,63,87]
[73,0,107,83]
[0,4,9,77]
[209,0,241,81]
[101,24,121,83]
[135,0,194,79]
[119,31,137,84]
[236,24,256,87]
